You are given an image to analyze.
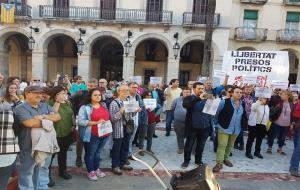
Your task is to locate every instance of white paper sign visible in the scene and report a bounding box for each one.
[255,87,272,98]
[97,121,113,137]
[150,77,162,85]
[143,99,157,109]
[124,101,139,113]
[222,51,289,87]
[272,81,289,90]
[202,98,221,116]
[289,84,300,92]
[213,77,221,88]
[129,76,142,85]
[198,77,208,83]
[213,70,226,84]
[243,75,258,86]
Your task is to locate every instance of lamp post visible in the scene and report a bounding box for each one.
[77,28,86,55]
[173,32,180,59]
[28,26,39,51]
[124,30,133,57]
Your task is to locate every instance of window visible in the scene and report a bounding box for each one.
[145,41,157,61]
[289,0,300,2]
[180,43,192,62]
[243,10,258,40]
[192,0,208,24]
[146,0,163,22]
[284,12,300,41]
[53,0,69,17]
[144,69,155,85]
[100,0,116,19]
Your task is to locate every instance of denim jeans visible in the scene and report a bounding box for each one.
[290,128,300,171]
[0,161,15,190]
[184,127,210,164]
[111,132,132,168]
[267,123,289,149]
[294,128,300,149]
[19,149,51,190]
[83,135,108,173]
[165,110,174,134]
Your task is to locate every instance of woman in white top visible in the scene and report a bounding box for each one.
[245,98,270,159]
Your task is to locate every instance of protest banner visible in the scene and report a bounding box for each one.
[202,98,221,116]
[150,77,162,85]
[289,84,300,92]
[222,51,289,87]
[271,80,289,90]
[124,101,139,113]
[128,76,142,85]
[255,87,272,98]
[143,99,157,109]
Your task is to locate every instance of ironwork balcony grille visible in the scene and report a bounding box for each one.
[284,0,300,5]
[0,4,32,18]
[39,5,173,24]
[234,27,268,41]
[182,12,220,26]
[240,0,268,4]
[276,30,300,43]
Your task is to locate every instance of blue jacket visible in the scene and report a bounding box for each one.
[192,99,213,129]
[78,102,108,142]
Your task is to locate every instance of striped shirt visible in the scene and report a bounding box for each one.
[109,98,125,138]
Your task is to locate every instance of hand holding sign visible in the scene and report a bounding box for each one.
[150,77,162,85]
[129,76,142,85]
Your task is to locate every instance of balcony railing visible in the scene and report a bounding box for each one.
[276,30,300,43]
[240,0,268,4]
[234,27,268,41]
[284,0,300,5]
[39,5,173,24]
[0,4,31,18]
[182,12,220,27]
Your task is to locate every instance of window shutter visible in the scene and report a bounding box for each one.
[286,12,300,22]
[244,10,258,20]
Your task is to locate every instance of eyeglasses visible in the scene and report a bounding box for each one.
[33,80,40,82]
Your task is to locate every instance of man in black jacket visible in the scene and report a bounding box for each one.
[181,82,205,168]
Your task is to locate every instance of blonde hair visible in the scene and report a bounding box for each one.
[280,90,293,102]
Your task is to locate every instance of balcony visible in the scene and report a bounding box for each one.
[276,30,300,43]
[240,0,268,4]
[284,0,300,6]
[39,5,173,24]
[0,4,32,18]
[234,27,268,42]
[182,13,220,27]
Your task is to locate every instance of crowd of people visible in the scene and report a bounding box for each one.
[0,72,300,190]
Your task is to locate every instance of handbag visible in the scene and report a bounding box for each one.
[97,120,113,137]
[125,119,135,135]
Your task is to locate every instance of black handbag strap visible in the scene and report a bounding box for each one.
[260,105,265,125]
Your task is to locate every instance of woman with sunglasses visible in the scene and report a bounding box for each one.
[138,90,157,156]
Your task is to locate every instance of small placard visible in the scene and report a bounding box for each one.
[202,98,221,116]
[150,77,162,85]
[128,76,142,85]
[123,101,139,113]
[272,81,289,90]
[243,76,258,86]
[289,84,300,92]
[143,99,157,109]
[255,87,272,98]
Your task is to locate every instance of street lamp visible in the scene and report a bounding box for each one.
[28,26,39,51]
[77,28,86,55]
[173,32,180,59]
[124,30,133,57]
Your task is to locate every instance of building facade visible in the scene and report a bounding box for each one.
[0,0,299,85]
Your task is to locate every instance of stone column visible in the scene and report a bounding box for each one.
[167,57,180,83]
[122,55,135,81]
[0,50,9,79]
[78,53,91,82]
[296,66,300,84]
[32,50,47,82]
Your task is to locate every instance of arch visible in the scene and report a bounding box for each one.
[130,33,172,57]
[0,27,30,51]
[37,29,78,50]
[179,35,219,60]
[236,46,257,51]
[84,31,124,54]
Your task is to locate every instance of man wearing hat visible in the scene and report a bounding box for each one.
[14,86,61,190]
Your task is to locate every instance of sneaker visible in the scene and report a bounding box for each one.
[96,168,106,178]
[87,171,97,181]
[254,152,264,159]
[212,163,223,173]
[245,152,254,159]
[290,169,300,177]
[177,149,184,154]
[181,162,189,169]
